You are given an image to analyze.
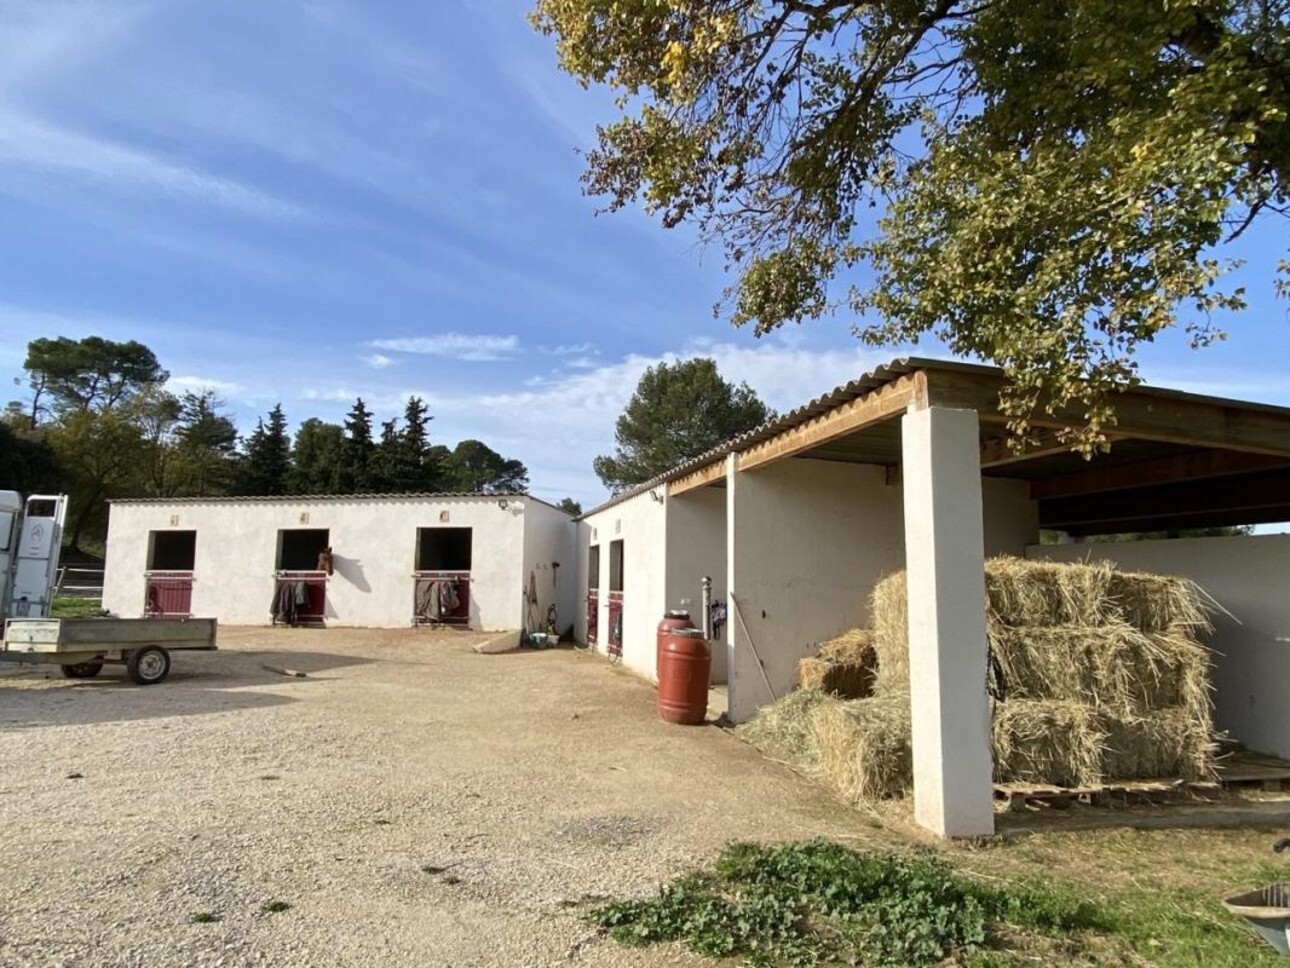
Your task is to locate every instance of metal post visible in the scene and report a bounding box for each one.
[700,575,713,639]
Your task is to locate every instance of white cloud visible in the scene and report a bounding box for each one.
[545,342,596,356]
[0,108,304,219]
[362,353,397,369]
[369,333,521,362]
[412,338,900,505]
[167,375,243,396]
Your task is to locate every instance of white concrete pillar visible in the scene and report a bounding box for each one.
[901,406,995,838]
[724,452,754,722]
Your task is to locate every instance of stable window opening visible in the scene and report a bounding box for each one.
[588,545,601,591]
[609,540,624,592]
[148,530,196,571]
[277,528,330,572]
[416,527,473,571]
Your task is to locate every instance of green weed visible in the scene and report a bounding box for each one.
[590,838,1247,967]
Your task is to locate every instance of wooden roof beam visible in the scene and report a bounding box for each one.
[1039,468,1290,531]
[980,428,1124,469]
[925,371,1290,458]
[668,460,727,498]
[1031,448,1290,501]
[736,372,926,473]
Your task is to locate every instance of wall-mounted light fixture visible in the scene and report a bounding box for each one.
[649,489,664,504]
[497,498,509,511]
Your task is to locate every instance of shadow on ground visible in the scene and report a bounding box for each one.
[993,794,1290,837]
[0,649,372,730]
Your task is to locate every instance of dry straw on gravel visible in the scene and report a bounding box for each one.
[735,687,828,765]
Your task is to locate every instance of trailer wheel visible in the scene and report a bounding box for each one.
[61,661,104,679]
[126,646,170,685]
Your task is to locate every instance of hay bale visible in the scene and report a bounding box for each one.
[735,688,829,765]
[810,694,912,802]
[797,629,877,699]
[869,571,910,695]
[1105,569,1211,633]
[985,557,1115,627]
[1101,708,1216,781]
[991,700,1108,787]
[988,622,1211,716]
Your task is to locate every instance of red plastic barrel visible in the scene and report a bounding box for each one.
[657,610,711,725]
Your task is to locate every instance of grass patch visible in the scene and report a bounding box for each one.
[260,900,292,914]
[189,911,221,924]
[591,839,1279,967]
[593,840,1105,967]
[50,597,106,618]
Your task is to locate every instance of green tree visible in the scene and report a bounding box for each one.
[238,404,291,496]
[557,497,583,516]
[16,336,170,548]
[22,336,167,421]
[133,388,183,497]
[0,420,60,495]
[174,391,239,496]
[533,0,1290,451]
[397,396,441,491]
[371,418,402,492]
[593,358,771,493]
[443,440,530,493]
[335,398,376,493]
[47,406,149,551]
[289,418,344,495]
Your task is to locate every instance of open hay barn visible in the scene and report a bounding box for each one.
[576,357,1290,838]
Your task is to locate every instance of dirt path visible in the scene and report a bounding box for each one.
[0,628,874,967]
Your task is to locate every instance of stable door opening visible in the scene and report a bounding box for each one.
[144,530,196,617]
[414,527,472,626]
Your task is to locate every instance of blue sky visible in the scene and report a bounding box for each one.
[1,1,1288,506]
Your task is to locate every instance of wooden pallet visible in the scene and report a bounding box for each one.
[994,779,1193,811]
[1215,750,1290,792]
[994,750,1290,810]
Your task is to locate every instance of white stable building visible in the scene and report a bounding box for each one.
[103,493,574,632]
[576,358,1290,838]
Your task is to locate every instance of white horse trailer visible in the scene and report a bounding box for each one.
[0,491,217,685]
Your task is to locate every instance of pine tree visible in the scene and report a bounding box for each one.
[393,396,438,492]
[289,418,344,495]
[238,403,291,495]
[334,398,375,493]
[593,359,771,493]
[371,418,401,493]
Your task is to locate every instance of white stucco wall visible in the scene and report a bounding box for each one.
[573,458,1037,701]
[726,457,1039,722]
[522,502,577,635]
[665,485,728,682]
[1031,534,1290,759]
[577,490,669,680]
[102,496,553,629]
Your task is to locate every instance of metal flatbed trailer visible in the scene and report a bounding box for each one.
[1,617,217,685]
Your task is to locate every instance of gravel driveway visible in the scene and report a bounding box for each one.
[0,627,870,967]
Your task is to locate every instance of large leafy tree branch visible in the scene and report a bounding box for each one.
[533,0,1289,450]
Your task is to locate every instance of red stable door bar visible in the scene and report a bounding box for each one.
[413,571,471,627]
[273,571,327,625]
[144,571,194,618]
[607,591,624,657]
[586,591,599,645]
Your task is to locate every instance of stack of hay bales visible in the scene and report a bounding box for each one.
[796,629,878,700]
[739,557,1216,803]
